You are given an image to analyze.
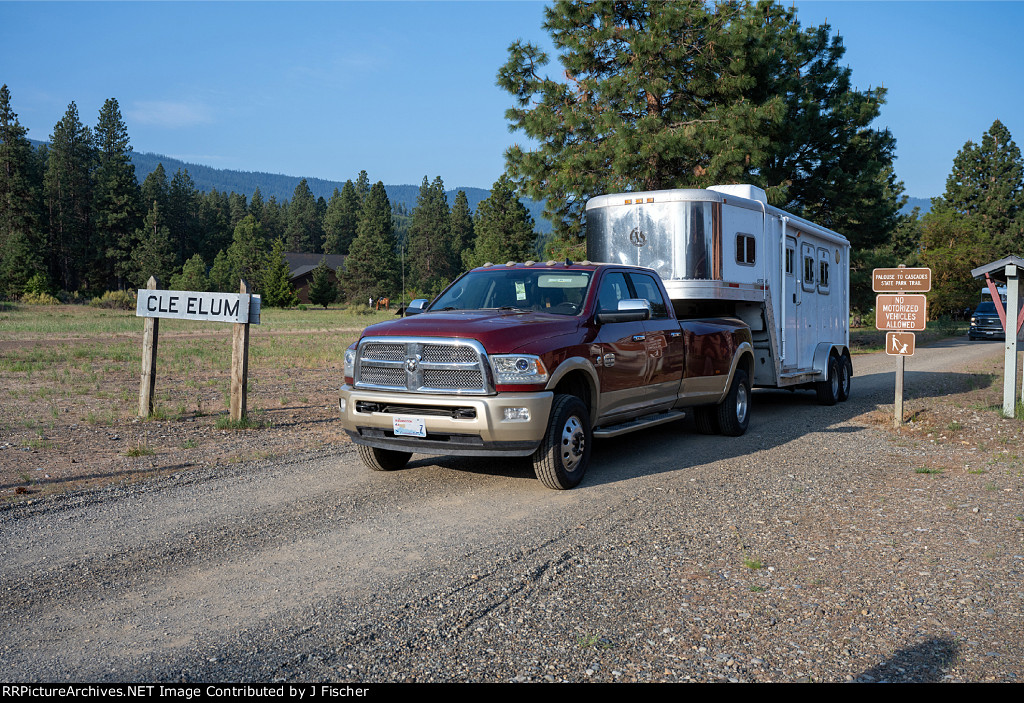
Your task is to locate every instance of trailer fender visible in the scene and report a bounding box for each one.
[812,343,844,380]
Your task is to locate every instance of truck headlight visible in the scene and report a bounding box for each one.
[344,345,357,381]
[490,354,548,384]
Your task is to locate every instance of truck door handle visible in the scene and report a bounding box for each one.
[632,335,646,342]
[669,332,681,338]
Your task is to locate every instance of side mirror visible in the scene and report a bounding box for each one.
[405,299,430,316]
[596,298,652,324]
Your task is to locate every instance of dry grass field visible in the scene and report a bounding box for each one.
[0,302,395,501]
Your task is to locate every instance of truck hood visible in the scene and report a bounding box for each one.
[361,310,581,354]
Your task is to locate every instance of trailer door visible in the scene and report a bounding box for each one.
[783,236,798,369]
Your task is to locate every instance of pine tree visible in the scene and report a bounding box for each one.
[285,178,322,252]
[169,253,209,292]
[936,119,1023,256]
[260,237,299,308]
[93,98,142,290]
[130,201,176,288]
[322,181,361,255]
[168,168,199,261]
[499,1,902,249]
[465,175,537,269]
[406,175,452,291]
[44,101,95,291]
[341,181,400,301]
[0,84,43,298]
[140,163,169,213]
[226,214,270,291]
[208,249,233,292]
[249,187,264,221]
[354,170,371,204]
[449,190,475,276]
[307,258,338,308]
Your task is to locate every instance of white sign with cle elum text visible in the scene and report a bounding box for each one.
[136,290,261,324]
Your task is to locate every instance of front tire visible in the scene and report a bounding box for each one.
[717,369,750,437]
[532,394,591,490]
[357,444,412,471]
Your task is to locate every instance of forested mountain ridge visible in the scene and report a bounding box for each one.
[27,138,550,233]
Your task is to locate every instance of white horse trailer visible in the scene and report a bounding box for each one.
[586,184,852,405]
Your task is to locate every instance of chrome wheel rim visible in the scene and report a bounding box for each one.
[560,415,586,472]
[736,384,749,424]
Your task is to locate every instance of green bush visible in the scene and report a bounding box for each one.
[21,291,61,306]
[89,290,137,310]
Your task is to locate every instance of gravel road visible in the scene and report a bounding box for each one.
[2,338,1022,683]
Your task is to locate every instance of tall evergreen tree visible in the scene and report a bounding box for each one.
[307,258,338,308]
[44,101,95,291]
[140,163,169,214]
[0,84,43,298]
[130,201,176,287]
[260,237,299,307]
[93,98,142,290]
[465,175,537,269]
[226,214,270,290]
[406,175,452,291]
[354,170,371,204]
[284,178,322,252]
[168,168,200,261]
[341,181,399,301]
[322,187,345,255]
[499,1,902,249]
[935,119,1023,256]
[449,190,475,276]
[249,187,264,221]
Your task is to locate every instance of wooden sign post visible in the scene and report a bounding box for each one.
[874,266,931,429]
[139,276,160,417]
[136,280,261,421]
[230,279,251,422]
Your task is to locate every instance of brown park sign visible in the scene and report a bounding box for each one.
[876,294,928,331]
[885,332,916,356]
[873,267,932,292]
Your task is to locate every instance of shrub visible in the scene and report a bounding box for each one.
[20,291,61,306]
[89,290,137,310]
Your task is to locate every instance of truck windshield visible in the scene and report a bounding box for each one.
[431,269,593,315]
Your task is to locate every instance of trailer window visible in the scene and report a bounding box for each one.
[785,245,794,276]
[736,234,756,266]
[817,248,830,294]
[801,243,815,292]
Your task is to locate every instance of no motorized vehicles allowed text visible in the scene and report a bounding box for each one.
[875,294,927,331]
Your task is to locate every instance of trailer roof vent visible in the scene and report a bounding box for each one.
[708,184,767,205]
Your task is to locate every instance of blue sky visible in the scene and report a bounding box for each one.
[2,1,1022,200]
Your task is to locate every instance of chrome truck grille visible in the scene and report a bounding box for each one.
[353,337,492,395]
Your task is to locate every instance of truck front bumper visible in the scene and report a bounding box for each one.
[338,386,553,457]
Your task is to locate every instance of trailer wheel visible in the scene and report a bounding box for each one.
[532,394,591,490]
[837,355,852,402]
[693,406,720,435]
[816,356,840,406]
[717,369,750,437]
[357,444,412,471]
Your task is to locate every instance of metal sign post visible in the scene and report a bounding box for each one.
[874,266,931,429]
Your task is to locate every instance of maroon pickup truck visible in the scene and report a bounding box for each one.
[340,262,752,489]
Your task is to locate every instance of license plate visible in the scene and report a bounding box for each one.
[393,415,426,437]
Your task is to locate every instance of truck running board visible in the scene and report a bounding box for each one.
[593,409,687,439]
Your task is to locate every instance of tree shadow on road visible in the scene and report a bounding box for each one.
[854,637,960,682]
